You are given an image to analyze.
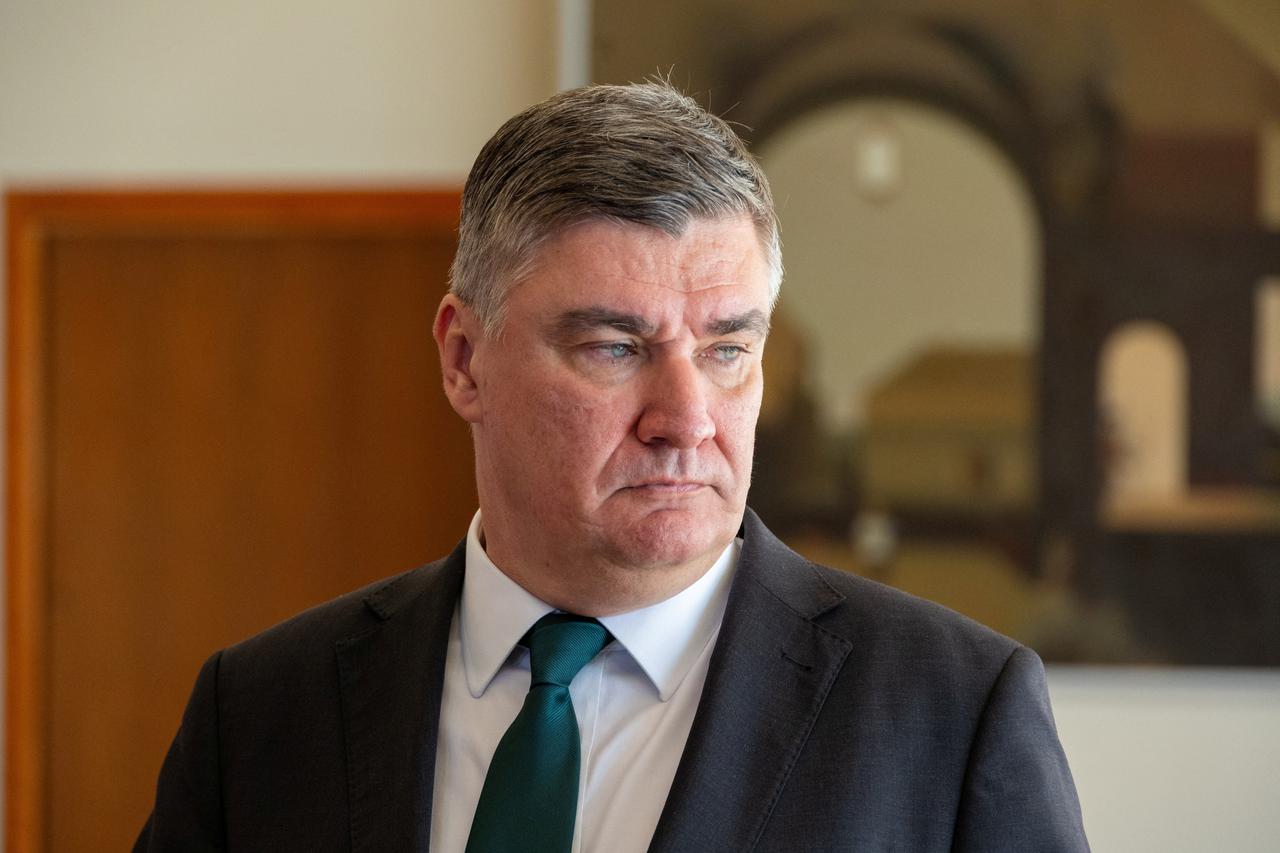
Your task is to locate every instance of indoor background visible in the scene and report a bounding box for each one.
[2,1,1278,851]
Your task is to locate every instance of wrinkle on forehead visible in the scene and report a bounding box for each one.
[552,217,766,295]
[510,216,773,345]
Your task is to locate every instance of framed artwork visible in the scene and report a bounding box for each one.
[596,0,1280,665]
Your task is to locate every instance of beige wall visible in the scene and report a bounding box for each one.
[1052,668,1280,853]
[0,0,557,179]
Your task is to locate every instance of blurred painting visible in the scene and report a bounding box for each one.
[596,0,1280,666]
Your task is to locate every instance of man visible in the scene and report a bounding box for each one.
[137,82,1089,852]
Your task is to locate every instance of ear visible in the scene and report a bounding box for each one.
[433,294,484,424]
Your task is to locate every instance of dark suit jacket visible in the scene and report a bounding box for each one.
[137,509,1089,851]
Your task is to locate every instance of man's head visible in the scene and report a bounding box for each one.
[448,81,781,335]
[435,82,781,615]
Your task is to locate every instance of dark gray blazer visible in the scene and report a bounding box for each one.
[137,510,1089,851]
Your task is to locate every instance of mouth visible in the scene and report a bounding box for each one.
[623,481,707,495]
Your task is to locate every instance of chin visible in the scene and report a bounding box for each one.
[603,504,739,572]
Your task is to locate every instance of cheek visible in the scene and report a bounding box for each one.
[716,380,763,459]
[518,382,636,480]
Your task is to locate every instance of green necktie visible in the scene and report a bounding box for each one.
[464,613,612,853]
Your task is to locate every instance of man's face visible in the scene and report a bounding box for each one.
[437,217,771,613]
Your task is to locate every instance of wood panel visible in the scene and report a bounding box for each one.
[6,190,475,853]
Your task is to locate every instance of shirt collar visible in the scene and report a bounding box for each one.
[459,510,739,702]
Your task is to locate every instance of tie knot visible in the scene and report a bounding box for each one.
[524,613,611,688]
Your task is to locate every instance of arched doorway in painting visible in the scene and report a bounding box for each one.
[749,94,1043,639]
[1097,320,1189,510]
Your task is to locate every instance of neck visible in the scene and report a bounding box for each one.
[479,523,726,617]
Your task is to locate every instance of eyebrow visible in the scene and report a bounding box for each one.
[549,306,771,340]
[706,309,770,337]
[551,307,656,338]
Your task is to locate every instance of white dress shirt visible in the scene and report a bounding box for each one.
[429,511,739,853]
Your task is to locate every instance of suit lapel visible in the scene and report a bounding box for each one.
[647,511,853,853]
[335,542,465,853]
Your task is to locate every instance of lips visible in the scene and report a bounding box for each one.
[624,481,706,494]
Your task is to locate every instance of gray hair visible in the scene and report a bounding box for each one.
[449,81,782,334]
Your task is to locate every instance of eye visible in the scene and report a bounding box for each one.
[706,344,748,364]
[590,341,640,361]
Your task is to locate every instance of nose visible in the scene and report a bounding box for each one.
[636,355,716,449]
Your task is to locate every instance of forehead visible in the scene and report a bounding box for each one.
[513,217,772,319]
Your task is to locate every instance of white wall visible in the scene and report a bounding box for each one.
[1050,667,1280,852]
[0,0,557,179]
[1,3,1278,852]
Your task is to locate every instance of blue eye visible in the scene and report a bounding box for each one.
[709,344,747,363]
[594,342,638,361]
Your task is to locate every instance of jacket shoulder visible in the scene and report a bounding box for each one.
[219,541,465,682]
[815,562,1021,663]
[740,510,1024,676]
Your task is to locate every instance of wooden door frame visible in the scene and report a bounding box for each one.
[5,188,460,853]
